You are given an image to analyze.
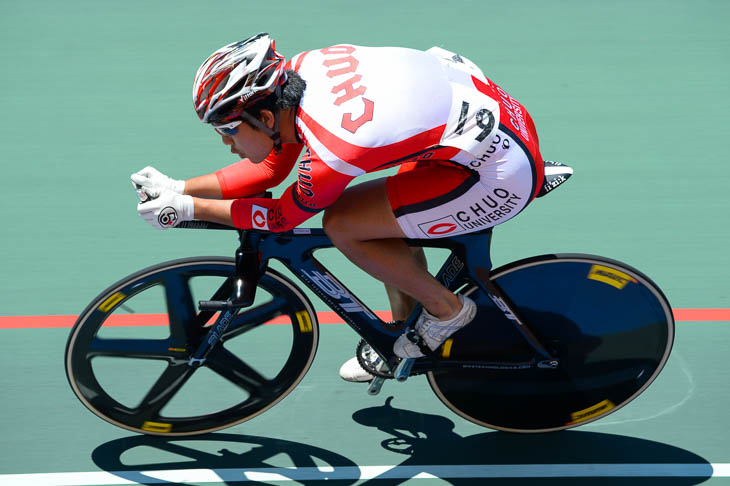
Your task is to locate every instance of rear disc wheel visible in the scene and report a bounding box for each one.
[428,255,674,433]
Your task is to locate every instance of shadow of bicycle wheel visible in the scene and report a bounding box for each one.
[91,433,360,486]
[350,396,713,485]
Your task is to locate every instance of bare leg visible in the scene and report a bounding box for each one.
[323,179,460,319]
[385,247,427,321]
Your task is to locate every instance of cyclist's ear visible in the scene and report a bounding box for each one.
[257,109,276,130]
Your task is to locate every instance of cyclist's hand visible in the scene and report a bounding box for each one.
[137,190,194,230]
[130,166,185,199]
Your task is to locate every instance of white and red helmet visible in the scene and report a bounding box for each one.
[193,33,286,124]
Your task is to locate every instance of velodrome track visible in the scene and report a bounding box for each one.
[2,0,729,484]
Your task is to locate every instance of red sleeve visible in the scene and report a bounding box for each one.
[230,156,355,231]
[215,143,303,199]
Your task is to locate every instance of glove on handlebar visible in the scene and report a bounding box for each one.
[130,166,185,199]
[137,190,194,230]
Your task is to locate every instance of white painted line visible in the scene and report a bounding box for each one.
[1,464,728,485]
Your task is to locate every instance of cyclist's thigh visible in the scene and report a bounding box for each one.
[323,177,409,240]
[386,134,536,239]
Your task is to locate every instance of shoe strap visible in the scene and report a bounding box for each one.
[405,328,436,357]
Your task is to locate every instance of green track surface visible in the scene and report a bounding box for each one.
[1,324,729,484]
[1,1,729,484]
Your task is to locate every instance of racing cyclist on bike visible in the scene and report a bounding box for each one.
[132,33,546,382]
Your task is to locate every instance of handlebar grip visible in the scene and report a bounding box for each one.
[132,181,154,202]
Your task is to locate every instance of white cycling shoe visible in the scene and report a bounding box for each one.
[393,295,476,358]
[339,343,381,383]
[338,296,476,381]
[339,356,374,383]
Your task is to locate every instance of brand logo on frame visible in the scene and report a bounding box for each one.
[300,269,378,321]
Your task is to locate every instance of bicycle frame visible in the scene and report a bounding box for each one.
[179,222,557,374]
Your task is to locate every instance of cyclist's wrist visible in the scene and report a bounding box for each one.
[193,198,234,226]
[172,179,186,194]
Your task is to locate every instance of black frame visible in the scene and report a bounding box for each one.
[178,222,557,375]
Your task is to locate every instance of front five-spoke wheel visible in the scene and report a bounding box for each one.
[65,257,319,435]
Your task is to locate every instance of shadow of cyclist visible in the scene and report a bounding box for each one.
[351,396,712,486]
[91,433,359,486]
[88,399,712,486]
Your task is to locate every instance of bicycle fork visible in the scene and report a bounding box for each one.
[189,230,264,367]
[187,308,238,367]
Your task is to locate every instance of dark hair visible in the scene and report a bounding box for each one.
[245,70,306,124]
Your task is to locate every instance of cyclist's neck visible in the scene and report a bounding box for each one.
[279,107,300,145]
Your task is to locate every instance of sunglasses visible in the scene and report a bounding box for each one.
[212,119,242,137]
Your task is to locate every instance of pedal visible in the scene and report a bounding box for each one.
[394,358,415,382]
[367,376,385,395]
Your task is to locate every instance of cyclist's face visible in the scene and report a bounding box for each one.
[219,114,274,163]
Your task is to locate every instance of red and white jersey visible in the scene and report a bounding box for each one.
[219,44,543,232]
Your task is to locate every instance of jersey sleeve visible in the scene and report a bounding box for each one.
[215,143,303,199]
[230,155,355,231]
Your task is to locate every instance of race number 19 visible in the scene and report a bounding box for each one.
[455,101,495,142]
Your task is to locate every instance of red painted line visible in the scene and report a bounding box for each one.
[0,309,726,330]
[0,311,394,329]
[671,309,730,322]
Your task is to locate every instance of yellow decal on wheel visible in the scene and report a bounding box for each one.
[587,265,636,290]
[295,310,313,333]
[568,399,615,425]
[98,292,126,313]
[141,421,172,433]
[441,338,454,359]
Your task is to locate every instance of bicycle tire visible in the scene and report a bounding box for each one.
[65,257,319,436]
[427,254,674,433]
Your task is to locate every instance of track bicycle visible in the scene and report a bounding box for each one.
[65,165,674,435]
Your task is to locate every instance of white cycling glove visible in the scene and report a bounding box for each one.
[130,166,185,199]
[137,190,194,230]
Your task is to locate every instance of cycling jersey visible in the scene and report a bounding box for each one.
[217,44,544,235]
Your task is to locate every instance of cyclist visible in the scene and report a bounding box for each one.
[132,33,545,382]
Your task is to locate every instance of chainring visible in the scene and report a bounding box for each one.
[355,339,394,379]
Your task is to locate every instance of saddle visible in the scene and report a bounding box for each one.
[537,160,573,198]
